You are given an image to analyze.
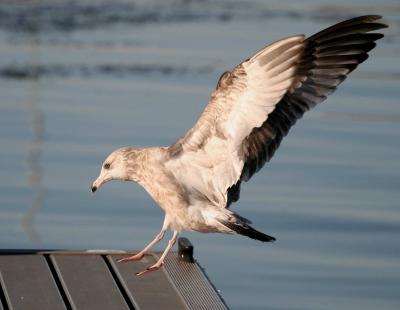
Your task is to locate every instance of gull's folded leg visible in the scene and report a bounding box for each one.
[136,230,179,276]
[118,228,166,263]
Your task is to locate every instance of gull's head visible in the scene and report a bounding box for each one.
[91,147,136,193]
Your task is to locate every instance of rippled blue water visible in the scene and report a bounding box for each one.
[1,1,399,309]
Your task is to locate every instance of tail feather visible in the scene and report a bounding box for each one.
[218,219,276,242]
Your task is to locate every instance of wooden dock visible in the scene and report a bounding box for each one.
[0,238,228,310]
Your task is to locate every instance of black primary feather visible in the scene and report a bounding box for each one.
[218,219,276,242]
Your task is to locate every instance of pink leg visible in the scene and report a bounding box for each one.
[136,230,179,276]
[118,228,166,263]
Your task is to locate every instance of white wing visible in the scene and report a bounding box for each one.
[166,35,305,207]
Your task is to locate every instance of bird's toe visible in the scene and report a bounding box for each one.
[135,262,164,276]
[117,253,144,263]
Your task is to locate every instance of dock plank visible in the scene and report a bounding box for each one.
[51,255,130,310]
[163,253,228,310]
[0,245,228,310]
[108,254,187,310]
[0,255,66,310]
[0,282,4,310]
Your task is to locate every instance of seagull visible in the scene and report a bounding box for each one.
[91,15,387,276]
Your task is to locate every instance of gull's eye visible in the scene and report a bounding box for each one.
[104,163,111,170]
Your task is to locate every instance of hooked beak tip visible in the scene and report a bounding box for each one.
[91,185,97,193]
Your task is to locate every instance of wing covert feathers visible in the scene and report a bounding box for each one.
[223,35,305,146]
[172,35,305,154]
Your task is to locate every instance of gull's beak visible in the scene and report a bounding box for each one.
[91,177,105,193]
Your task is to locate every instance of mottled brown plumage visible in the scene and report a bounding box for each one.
[92,15,387,275]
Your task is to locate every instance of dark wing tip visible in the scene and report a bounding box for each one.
[307,15,388,42]
[358,14,383,21]
[240,224,276,242]
[219,219,276,242]
[359,15,388,28]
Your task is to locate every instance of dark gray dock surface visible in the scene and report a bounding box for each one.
[0,240,228,310]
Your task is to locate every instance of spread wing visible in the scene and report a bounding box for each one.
[228,15,387,206]
[167,15,387,208]
[166,35,305,206]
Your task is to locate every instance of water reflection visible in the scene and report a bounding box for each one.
[21,36,45,244]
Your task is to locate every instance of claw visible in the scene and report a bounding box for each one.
[136,262,164,276]
[117,253,144,263]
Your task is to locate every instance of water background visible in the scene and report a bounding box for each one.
[0,1,399,309]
